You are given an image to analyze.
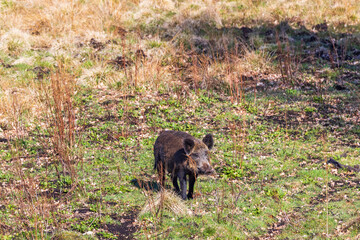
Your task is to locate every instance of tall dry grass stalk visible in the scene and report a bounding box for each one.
[320,132,329,238]
[230,116,247,170]
[276,31,297,85]
[225,51,248,170]
[40,62,78,180]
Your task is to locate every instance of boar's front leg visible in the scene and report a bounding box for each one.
[171,174,180,193]
[178,170,187,200]
[187,173,196,199]
[155,146,166,188]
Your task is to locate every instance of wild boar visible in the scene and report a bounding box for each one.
[153,130,215,200]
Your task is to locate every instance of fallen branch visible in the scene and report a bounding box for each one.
[327,158,360,172]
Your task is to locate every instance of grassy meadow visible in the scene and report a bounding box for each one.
[0,0,360,239]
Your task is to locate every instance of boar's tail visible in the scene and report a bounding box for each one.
[154,157,159,170]
[154,154,158,170]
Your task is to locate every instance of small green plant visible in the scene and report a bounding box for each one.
[286,88,299,96]
[312,95,324,103]
[350,125,360,136]
[221,166,244,179]
[97,231,117,239]
[244,206,262,216]
[304,106,317,113]
[264,187,286,200]
[203,226,216,237]
[1,0,14,9]
[0,234,13,240]
[165,11,176,18]
[88,193,102,204]
[71,217,100,233]
[82,60,94,69]
[147,41,162,48]
[6,40,25,55]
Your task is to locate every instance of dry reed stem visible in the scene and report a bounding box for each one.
[39,62,78,180]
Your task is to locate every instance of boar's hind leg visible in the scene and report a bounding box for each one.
[187,173,196,199]
[178,171,187,200]
[156,161,166,188]
[155,147,166,188]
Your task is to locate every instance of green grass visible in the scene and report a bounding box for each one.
[3,85,359,238]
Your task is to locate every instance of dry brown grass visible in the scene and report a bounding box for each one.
[1,0,359,45]
[1,0,358,131]
[217,0,360,28]
[140,189,193,217]
[0,77,43,137]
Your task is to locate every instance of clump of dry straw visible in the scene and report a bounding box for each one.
[140,189,193,217]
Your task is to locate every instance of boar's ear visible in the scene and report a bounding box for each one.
[203,134,214,150]
[183,138,195,155]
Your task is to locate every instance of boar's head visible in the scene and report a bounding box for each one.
[183,134,215,175]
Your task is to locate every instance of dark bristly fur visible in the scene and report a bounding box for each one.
[154,131,215,200]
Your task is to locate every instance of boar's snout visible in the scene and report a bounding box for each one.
[198,163,216,175]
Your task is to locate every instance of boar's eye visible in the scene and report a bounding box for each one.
[191,153,199,158]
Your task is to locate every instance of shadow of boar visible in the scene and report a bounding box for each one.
[154,130,215,200]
